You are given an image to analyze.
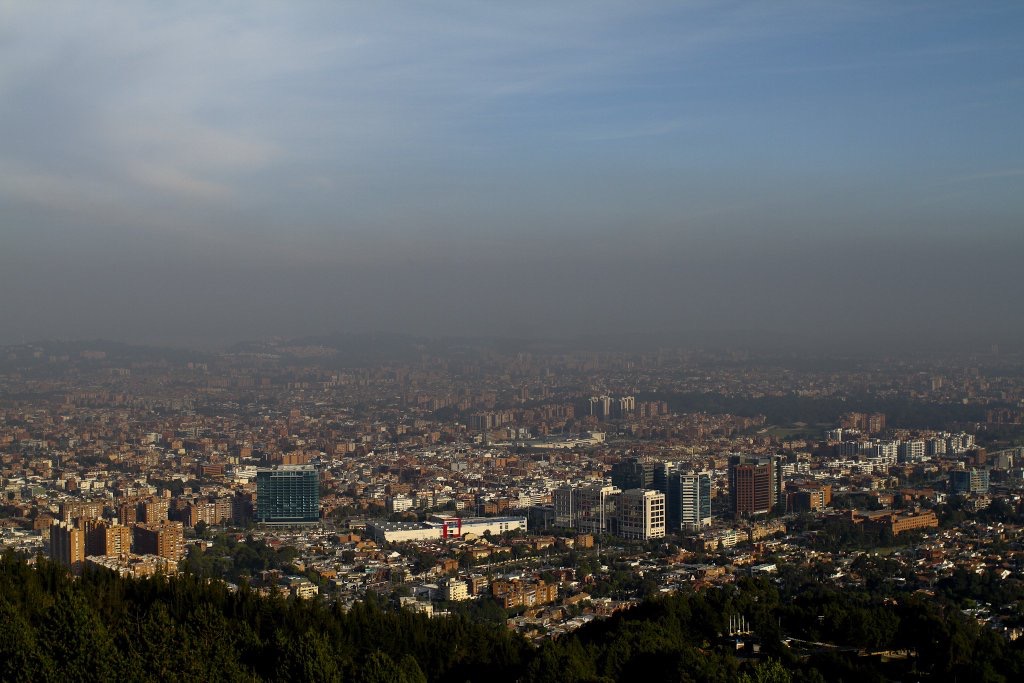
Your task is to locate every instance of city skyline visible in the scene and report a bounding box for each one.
[2,2,1022,349]
[2,296,1023,673]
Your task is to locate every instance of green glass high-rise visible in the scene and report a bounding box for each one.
[256,465,320,524]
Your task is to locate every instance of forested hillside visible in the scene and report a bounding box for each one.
[1,551,1021,682]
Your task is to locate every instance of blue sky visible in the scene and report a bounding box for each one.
[1,1,1022,347]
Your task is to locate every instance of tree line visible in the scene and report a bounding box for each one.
[1,550,1023,681]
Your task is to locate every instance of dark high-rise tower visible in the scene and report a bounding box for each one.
[256,465,320,524]
[610,457,655,490]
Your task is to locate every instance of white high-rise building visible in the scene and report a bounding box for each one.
[618,488,666,540]
[898,440,926,463]
[678,472,713,530]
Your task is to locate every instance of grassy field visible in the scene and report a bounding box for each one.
[760,423,830,439]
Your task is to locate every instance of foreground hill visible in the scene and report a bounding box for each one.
[0,551,1021,682]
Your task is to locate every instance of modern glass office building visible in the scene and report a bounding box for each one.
[667,470,713,531]
[255,465,320,524]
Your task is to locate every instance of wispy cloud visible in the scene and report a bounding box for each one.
[1,1,1022,347]
[938,169,1024,186]
[0,160,119,210]
[125,163,231,201]
[571,119,696,142]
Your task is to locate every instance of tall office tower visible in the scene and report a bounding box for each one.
[610,457,655,491]
[668,470,713,531]
[617,489,666,540]
[49,521,85,574]
[728,455,781,517]
[255,464,320,524]
[576,484,621,535]
[133,520,185,562]
[552,486,578,528]
[652,462,673,494]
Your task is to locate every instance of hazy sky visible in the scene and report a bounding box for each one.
[2,1,1022,349]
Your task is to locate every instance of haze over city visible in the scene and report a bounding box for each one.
[2,1,1022,350]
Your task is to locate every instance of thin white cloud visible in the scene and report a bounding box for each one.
[0,1,1019,245]
[125,163,231,201]
[571,118,696,142]
[933,169,1024,189]
[942,169,1024,185]
[0,160,119,210]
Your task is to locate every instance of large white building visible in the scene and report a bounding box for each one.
[617,489,666,540]
[365,520,439,543]
[365,516,527,543]
[457,516,526,537]
[678,472,713,530]
[386,495,415,513]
